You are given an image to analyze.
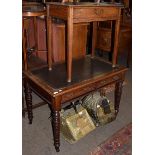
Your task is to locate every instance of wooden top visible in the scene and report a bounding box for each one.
[23,3,46,12]
[22,2,46,17]
[46,2,124,7]
[25,56,127,91]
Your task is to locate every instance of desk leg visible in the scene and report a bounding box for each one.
[115,80,123,115]
[91,22,97,58]
[24,80,33,124]
[112,10,121,67]
[52,110,60,152]
[51,97,61,152]
[47,15,52,70]
[67,8,73,82]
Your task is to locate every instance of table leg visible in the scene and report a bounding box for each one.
[91,22,97,57]
[23,19,28,71]
[52,110,60,152]
[24,80,33,124]
[67,8,73,82]
[115,80,123,115]
[51,97,61,152]
[112,10,121,67]
[33,16,38,56]
[47,15,52,70]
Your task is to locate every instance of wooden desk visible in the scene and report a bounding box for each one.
[24,56,127,152]
[46,2,123,82]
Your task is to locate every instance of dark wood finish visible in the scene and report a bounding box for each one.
[22,55,48,116]
[24,80,33,124]
[23,56,128,151]
[115,80,123,114]
[46,2,123,82]
[52,110,60,152]
[51,96,62,152]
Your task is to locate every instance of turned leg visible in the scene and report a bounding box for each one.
[50,97,61,152]
[52,110,60,152]
[115,80,123,115]
[24,81,33,124]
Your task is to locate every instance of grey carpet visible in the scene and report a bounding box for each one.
[22,54,132,155]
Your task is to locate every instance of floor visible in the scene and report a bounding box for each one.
[22,54,132,155]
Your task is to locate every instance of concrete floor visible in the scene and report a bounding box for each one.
[22,55,132,155]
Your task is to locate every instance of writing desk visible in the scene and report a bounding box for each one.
[46,2,124,82]
[24,56,127,152]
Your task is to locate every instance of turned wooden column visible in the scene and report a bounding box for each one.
[24,80,33,124]
[115,80,123,115]
[51,96,62,152]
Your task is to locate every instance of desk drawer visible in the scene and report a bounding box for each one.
[95,75,120,88]
[73,7,119,22]
[61,75,121,102]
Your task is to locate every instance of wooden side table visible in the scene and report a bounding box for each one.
[46,2,124,82]
[22,2,46,70]
[23,56,127,152]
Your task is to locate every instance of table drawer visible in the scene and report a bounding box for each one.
[61,74,121,102]
[73,7,119,21]
[95,75,120,88]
